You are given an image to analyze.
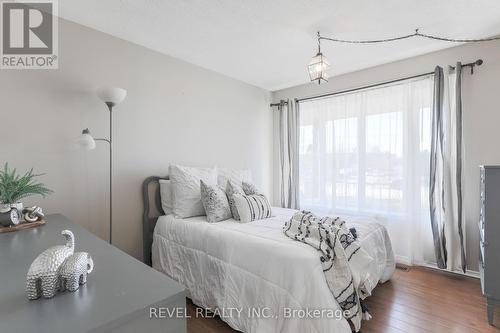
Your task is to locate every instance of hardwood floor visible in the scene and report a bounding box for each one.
[186,267,500,333]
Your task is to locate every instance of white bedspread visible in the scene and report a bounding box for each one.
[152,207,395,333]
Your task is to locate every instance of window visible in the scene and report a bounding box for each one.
[298,76,434,223]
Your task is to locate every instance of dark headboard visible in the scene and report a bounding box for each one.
[142,176,169,266]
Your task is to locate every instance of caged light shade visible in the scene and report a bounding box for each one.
[308,52,330,84]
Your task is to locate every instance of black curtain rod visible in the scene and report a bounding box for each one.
[278,59,483,104]
[450,59,483,74]
[270,100,288,107]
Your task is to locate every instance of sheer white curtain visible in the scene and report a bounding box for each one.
[298,76,436,264]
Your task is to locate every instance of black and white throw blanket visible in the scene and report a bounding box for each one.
[283,211,373,332]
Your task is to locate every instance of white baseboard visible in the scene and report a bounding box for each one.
[395,255,412,266]
[394,256,479,279]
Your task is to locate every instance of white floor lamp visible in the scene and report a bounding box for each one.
[78,87,127,244]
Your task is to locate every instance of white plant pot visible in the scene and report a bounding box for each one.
[10,202,24,213]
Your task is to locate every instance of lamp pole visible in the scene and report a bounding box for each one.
[95,103,113,243]
[107,102,113,244]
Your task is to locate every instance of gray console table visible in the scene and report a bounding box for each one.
[0,214,186,333]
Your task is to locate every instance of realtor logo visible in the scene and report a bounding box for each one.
[1,0,58,69]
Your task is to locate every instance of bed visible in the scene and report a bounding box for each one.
[143,176,395,333]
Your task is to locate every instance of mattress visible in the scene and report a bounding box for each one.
[152,207,395,333]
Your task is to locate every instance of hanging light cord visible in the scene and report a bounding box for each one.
[318,29,500,44]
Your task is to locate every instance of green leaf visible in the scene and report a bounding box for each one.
[0,163,53,204]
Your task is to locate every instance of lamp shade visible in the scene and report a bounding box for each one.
[308,52,330,84]
[96,87,127,105]
[78,129,96,150]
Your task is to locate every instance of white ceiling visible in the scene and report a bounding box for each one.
[59,0,500,91]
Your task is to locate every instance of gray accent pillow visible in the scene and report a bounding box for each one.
[242,181,260,195]
[226,180,244,220]
[200,180,232,223]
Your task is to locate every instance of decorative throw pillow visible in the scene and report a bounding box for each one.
[232,193,272,223]
[242,181,260,195]
[159,179,173,215]
[200,180,232,223]
[217,168,252,190]
[225,180,245,220]
[169,164,218,218]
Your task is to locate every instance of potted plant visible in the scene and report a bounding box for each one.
[0,163,53,214]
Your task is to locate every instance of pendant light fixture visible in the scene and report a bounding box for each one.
[308,31,330,85]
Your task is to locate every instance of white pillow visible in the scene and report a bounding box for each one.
[169,164,218,218]
[159,179,173,215]
[242,181,260,195]
[233,193,272,223]
[217,168,252,189]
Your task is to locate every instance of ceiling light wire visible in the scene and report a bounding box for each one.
[318,29,500,44]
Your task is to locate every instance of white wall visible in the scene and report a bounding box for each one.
[0,19,272,260]
[272,41,500,271]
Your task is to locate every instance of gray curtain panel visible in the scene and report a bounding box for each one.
[429,64,467,272]
[430,66,447,269]
[278,99,300,209]
[454,62,467,273]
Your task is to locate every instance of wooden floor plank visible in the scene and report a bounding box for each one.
[187,267,499,332]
